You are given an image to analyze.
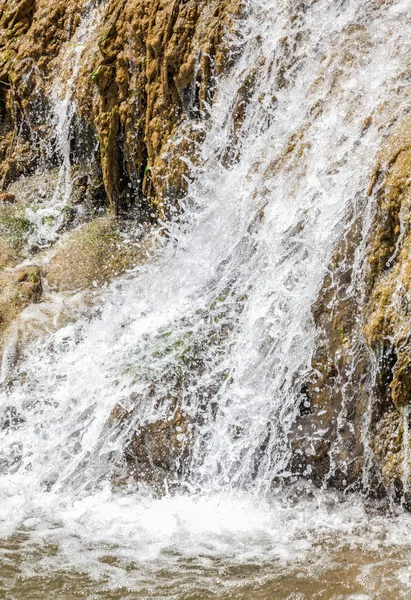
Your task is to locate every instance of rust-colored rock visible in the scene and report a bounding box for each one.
[0,192,15,203]
[0,0,244,375]
[0,0,244,214]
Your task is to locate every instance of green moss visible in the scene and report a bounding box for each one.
[45,217,147,292]
[0,205,33,249]
[153,329,194,360]
[0,51,10,68]
[148,289,248,376]
[90,66,102,83]
[209,289,229,311]
[42,215,55,227]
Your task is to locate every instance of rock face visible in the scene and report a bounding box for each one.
[124,409,192,492]
[0,0,243,342]
[291,114,411,504]
[0,0,243,214]
[0,265,42,348]
[6,0,411,505]
[84,0,243,215]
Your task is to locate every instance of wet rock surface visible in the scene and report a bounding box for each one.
[0,0,244,385]
[124,409,193,493]
[0,264,42,349]
[45,216,150,292]
[3,0,411,506]
[291,114,411,502]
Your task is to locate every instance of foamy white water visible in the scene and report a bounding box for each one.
[2,0,411,597]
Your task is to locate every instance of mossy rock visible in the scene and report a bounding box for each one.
[0,265,42,341]
[0,204,33,251]
[0,238,19,268]
[45,216,149,292]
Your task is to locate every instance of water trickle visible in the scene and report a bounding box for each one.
[23,3,102,249]
[2,0,411,596]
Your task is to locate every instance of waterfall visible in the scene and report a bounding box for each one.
[2,0,411,596]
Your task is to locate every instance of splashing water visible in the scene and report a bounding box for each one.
[2,0,411,597]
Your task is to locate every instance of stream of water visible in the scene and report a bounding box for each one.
[2,0,411,597]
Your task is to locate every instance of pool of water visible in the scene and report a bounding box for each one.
[2,488,411,599]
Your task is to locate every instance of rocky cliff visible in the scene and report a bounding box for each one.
[0,0,242,345]
[0,0,242,213]
[0,0,245,493]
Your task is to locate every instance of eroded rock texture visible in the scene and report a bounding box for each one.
[0,0,243,491]
[0,0,243,214]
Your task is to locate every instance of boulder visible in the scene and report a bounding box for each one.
[45,217,149,292]
[124,409,193,493]
[0,265,42,349]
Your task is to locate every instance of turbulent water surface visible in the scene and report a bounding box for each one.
[2,0,411,597]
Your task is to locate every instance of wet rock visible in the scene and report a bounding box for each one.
[0,239,19,268]
[0,0,244,215]
[6,169,59,207]
[0,265,42,350]
[290,209,370,491]
[0,203,33,260]
[290,114,411,503]
[1,406,25,431]
[124,409,193,493]
[372,409,404,491]
[109,403,130,425]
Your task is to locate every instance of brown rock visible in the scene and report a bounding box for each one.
[0,0,244,215]
[45,217,150,292]
[290,114,411,501]
[124,409,193,493]
[0,265,42,352]
[0,193,16,203]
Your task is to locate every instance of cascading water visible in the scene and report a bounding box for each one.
[3,0,411,597]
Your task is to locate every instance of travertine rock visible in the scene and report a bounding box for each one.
[0,0,243,213]
[45,217,150,291]
[0,0,244,371]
